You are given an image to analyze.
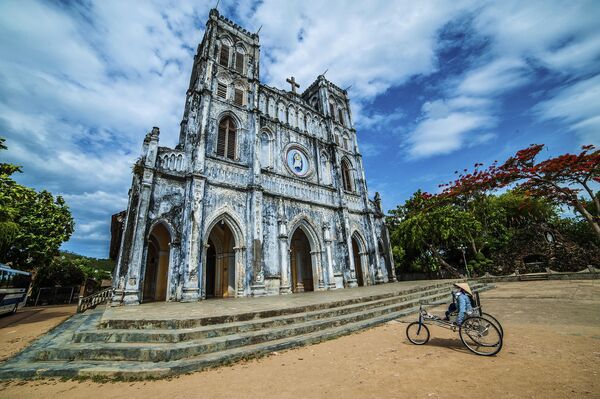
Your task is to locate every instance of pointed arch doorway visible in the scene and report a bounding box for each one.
[352,234,367,287]
[142,223,171,302]
[205,221,236,298]
[290,227,314,293]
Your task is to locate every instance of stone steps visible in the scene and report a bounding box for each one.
[0,281,494,379]
[37,288,458,362]
[73,283,469,344]
[99,280,463,330]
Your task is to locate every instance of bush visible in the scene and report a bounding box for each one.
[34,256,86,288]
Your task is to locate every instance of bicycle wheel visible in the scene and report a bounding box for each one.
[406,322,430,345]
[459,316,502,356]
[481,312,504,337]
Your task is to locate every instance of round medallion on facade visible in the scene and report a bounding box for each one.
[285,146,310,177]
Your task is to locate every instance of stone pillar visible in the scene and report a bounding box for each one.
[119,128,161,305]
[180,175,204,302]
[234,246,246,297]
[343,212,358,288]
[250,187,266,297]
[278,200,292,294]
[312,250,325,290]
[323,222,337,289]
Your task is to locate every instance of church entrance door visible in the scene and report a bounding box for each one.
[206,221,235,298]
[142,223,171,302]
[290,228,314,292]
[352,236,365,287]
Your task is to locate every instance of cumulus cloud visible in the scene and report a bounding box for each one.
[1,0,598,256]
[0,0,212,257]
[534,75,600,144]
[404,0,600,159]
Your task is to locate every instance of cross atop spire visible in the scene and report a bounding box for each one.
[286,76,300,94]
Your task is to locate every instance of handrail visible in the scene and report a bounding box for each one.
[77,287,113,313]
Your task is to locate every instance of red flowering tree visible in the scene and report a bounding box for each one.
[441,144,600,239]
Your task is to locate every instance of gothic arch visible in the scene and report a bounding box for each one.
[267,96,276,118]
[351,230,369,287]
[287,216,325,292]
[142,221,174,302]
[146,218,179,244]
[218,34,234,46]
[341,156,355,192]
[215,110,243,128]
[287,216,323,253]
[260,128,275,169]
[202,210,246,298]
[203,209,245,246]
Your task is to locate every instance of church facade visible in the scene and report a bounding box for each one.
[111,9,396,305]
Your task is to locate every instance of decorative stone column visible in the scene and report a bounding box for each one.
[234,246,246,297]
[343,214,358,288]
[278,200,292,294]
[180,176,204,302]
[311,249,326,290]
[322,222,337,289]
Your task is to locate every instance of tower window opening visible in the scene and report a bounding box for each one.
[217,117,237,160]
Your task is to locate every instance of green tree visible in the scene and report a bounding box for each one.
[0,137,74,270]
[388,191,481,275]
[0,137,22,254]
[34,256,86,288]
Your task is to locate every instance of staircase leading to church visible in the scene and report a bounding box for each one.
[0,280,493,379]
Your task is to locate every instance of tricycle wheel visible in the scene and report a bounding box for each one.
[406,322,430,345]
[481,312,504,337]
[459,316,503,356]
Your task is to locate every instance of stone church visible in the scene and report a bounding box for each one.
[111,9,396,305]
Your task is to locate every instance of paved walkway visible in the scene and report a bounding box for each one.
[103,280,460,322]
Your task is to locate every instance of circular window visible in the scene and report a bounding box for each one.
[286,147,310,177]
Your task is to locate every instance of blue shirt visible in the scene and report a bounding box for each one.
[456,292,473,325]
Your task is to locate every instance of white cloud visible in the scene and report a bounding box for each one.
[0,0,212,257]
[534,75,600,144]
[457,58,529,96]
[404,0,600,159]
[408,108,495,158]
[247,0,472,101]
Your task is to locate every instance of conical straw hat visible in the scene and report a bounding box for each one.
[453,282,473,297]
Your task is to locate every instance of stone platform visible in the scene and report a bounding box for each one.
[0,280,494,380]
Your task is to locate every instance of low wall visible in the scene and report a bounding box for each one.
[470,266,600,284]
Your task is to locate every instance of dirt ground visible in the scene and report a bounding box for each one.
[0,304,76,362]
[1,280,598,399]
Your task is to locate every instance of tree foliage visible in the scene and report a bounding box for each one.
[0,137,74,270]
[440,144,600,237]
[388,144,599,275]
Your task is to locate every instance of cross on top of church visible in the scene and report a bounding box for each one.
[286,76,300,94]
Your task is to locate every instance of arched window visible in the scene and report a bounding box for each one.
[217,116,237,160]
[320,152,331,185]
[234,47,245,74]
[234,86,245,106]
[219,43,230,67]
[343,134,351,151]
[338,108,345,126]
[260,131,272,168]
[259,94,266,114]
[298,110,305,131]
[329,102,336,120]
[278,102,286,122]
[268,97,276,118]
[288,106,296,127]
[341,159,353,192]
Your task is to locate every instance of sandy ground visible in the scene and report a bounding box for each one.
[1,280,599,399]
[0,305,76,362]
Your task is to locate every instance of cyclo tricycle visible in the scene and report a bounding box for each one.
[405,290,504,356]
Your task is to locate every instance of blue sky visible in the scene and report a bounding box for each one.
[1,0,599,258]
